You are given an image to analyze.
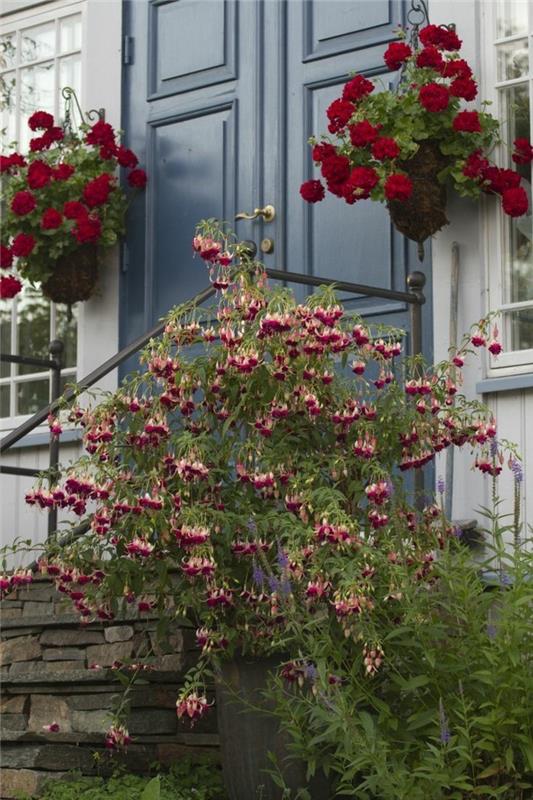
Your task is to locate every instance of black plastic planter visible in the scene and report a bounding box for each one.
[216,656,332,800]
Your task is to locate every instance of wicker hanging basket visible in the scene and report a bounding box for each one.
[387,140,450,247]
[41,246,99,305]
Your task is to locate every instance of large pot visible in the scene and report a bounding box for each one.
[387,140,449,247]
[42,246,99,305]
[216,656,332,800]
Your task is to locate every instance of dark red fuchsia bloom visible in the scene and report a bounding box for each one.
[300,179,325,203]
[452,110,481,133]
[383,41,412,70]
[419,82,450,112]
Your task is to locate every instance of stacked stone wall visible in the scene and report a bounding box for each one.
[0,577,218,799]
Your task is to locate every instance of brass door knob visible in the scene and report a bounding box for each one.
[235,204,276,222]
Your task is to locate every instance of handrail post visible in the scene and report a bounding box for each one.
[47,339,64,539]
[407,271,426,506]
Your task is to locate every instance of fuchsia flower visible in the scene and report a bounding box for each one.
[126,537,154,557]
[42,722,60,733]
[176,693,213,725]
[104,724,132,750]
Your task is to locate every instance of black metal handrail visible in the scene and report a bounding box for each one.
[0,264,426,541]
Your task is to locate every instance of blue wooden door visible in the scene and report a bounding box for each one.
[121,0,432,359]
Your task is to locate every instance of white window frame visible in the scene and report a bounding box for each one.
[481,0,533,376]
[0,0,123,434]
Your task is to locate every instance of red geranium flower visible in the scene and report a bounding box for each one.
[482,166,521,194]
[29,136,50,153]
[127,168,148,189]
[342,74,374,102]
[0,153,26,173]
[72,215,102,243]
[383,41,412,71]
[312,142,337,163]
[449,77,477,100]
[419,24,461,51]
[41,209,63,230]
[463,150,489,179]
[85,120,116,147]
[99,143,118,160]
[321,154,351,186]
[11,233,36,258]
[419,83,449,112]
[512,138,533,165]
[416,46,444,71]
[54,163,75,181]
[27,160,53,189]
[502,186,528,217]
[11,191,36,216]
[300,179,325,203]
[384,174,413,201]
[0,275,22,299]
[442,58,472,79]
[371,137,400,160]
[116,146,138,169]
[83,174,114,207]
[45,127,64,144]
[63,201,88,220]
[344,166,379,203]
[28,110,54,131]
[326,99,355,133]
[349,120,381,147]
[452,110,481,133]
[0,244,13,268]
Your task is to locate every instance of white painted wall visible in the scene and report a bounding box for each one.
[429,0,532,537]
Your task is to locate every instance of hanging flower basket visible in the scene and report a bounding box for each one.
[387,140,449,245]
[300,22,532,254]
[41,245,99,305]
[0,89,147,303]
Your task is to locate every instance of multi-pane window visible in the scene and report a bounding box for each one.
[494,1,533,357]
[0,8,81,420]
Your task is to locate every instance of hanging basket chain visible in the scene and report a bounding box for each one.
[406,0,430,50]
[61,86,105,137]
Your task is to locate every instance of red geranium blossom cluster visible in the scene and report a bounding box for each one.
[301,23,529,230]
[0,111,147,298]
[3,220,517,739]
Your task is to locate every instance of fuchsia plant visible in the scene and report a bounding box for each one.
[1,220,519,742]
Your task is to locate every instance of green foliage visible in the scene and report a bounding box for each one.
[18,760,226,800]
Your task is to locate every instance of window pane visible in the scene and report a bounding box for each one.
[59,15,82,53]
[59,54,81,102]
[0,71,17,146]
[19,61,55,150]
[16,288,51,376]
[21,22,55,64]
[0,301,12,380]
[0,385,10,417]
[497,0,529,38]
[506,308,533,351]
[497,39,528,81]
[55,304,78,370]
[16,378,49,415]
[0,32,17,69]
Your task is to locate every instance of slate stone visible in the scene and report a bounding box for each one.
[1,626,43,639]
[157,741,220,766]
[85,642,133,667]
[128,708,178,735]
[0,768,67,798]
[28,695,72,733]
[0,713,28,731]
[23,601,53,617]
[67,694,115,711]
[43,648,86,661]
[1,744,96,771]
[40,629,104,646]
[9,661,81,678]
[0,695,28,714]
[19,586,55,602]
[104,625,134,643]
[152,653,183,672]
[0,635,41,666]
[0,608,22,619]
[71,709,110,734]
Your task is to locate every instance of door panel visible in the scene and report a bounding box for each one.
[121,0,432,365]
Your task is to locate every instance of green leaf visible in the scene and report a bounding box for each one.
[140,775,160,800]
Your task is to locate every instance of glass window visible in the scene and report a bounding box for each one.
[494,2,533,355]
[0,11,82,420]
